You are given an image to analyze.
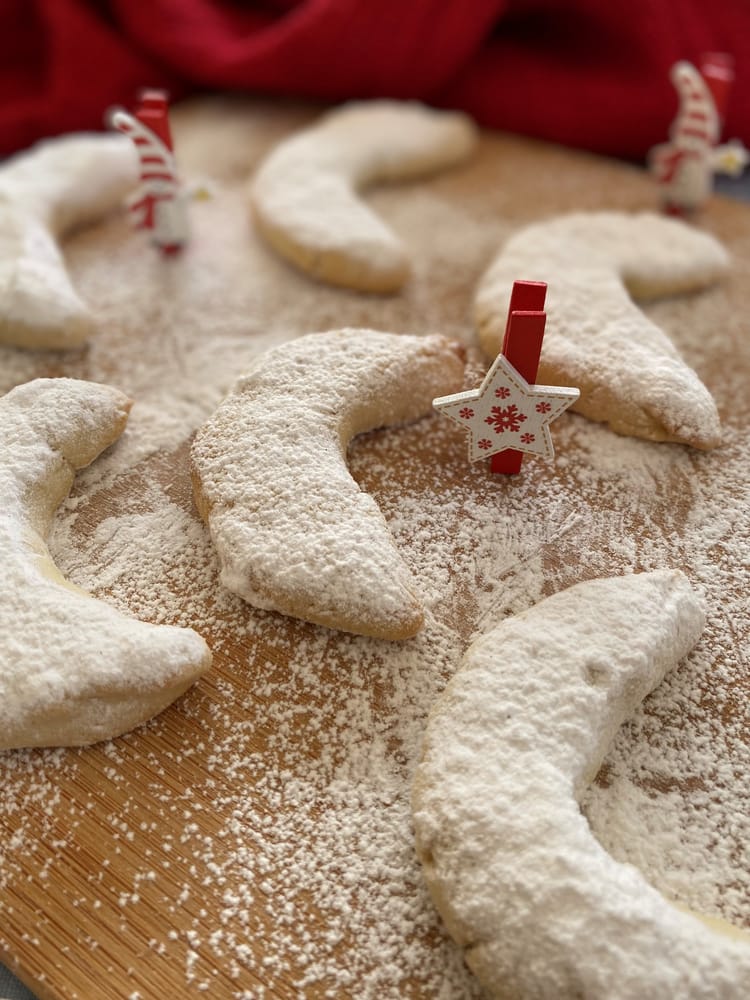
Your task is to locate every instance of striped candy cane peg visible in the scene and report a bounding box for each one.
[649,56,747,214]
[110,91,188,255]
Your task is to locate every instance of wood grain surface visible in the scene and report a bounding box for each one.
[0,98,748,1000]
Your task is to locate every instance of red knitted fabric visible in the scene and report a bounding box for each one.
[1,0,748,158]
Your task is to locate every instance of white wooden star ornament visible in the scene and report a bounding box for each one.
[433,352,579,463]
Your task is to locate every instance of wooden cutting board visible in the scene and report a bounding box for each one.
[1,97,748,1000]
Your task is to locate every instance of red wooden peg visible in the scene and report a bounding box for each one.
[433,278,576,469]
[134,89,174,152]
[111,88,188,255]
[491,281,548,475]
[699,52,734,125]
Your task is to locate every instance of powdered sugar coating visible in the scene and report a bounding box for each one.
[0,134,138,349]
[0,377,211,749]
[250,101,478,291]
[475,212,728,448]
[191,329,465,638]
[413,570,750,999]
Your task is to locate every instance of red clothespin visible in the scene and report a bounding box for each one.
[134,90,175,152]
[110,89,189,255]
[699,52,734,125]
[648,54,748,214]
[491,281,548,475]
[433,280,578,474]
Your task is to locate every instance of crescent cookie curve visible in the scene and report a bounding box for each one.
[474,212,727,449]
[412,570,750,999]
[0,133,138,350]
[190,329,466,639]
[250,101,478,292]
[0,378,212,750]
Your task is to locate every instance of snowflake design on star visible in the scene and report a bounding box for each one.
[432,352,579,463]
[485,404,527,434]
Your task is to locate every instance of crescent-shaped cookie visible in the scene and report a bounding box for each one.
[250,101,478,292]
[0,378,212,750]
[0,134,138,350]
[190,330,465,639]
[474,212,727,449]
[412,570,750,999]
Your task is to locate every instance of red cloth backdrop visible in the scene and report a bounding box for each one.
[1,0,749,159]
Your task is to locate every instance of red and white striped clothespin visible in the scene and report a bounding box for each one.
[110,89,189,255]
[649,55,748,215]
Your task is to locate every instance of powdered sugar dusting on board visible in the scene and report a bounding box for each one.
[0,99,748,998]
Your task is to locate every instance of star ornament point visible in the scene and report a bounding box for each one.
[433,354,579,463]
